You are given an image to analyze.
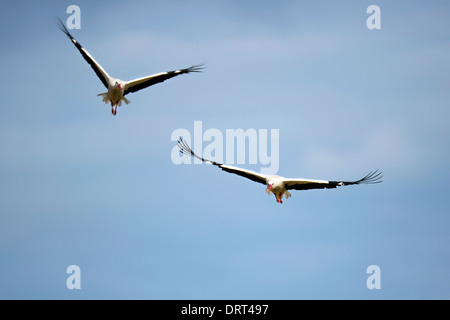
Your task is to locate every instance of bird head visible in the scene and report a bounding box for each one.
[265,182,275,196]
[115,81,123,90]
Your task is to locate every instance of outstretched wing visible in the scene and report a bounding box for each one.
[123,64,204,96]
[284,170,383,190]
[57,17,110,89]
[177,137,267,185]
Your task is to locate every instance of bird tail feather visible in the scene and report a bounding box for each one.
[97,92,110,104]
[96,93,131,106]
[122,96,131,105]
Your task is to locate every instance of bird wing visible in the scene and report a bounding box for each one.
[57,17,110,89]
[177,137,267,185]
[284,170,383,190]
[123,64,204,95]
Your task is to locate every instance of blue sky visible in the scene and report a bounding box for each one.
[0,0,449,299]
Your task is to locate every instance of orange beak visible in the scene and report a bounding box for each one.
[269,185,272,191]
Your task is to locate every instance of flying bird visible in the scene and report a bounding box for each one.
[177,138,382,204]
[57,18,204,115]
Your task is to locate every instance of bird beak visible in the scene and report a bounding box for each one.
[269,185,272,191]
[118,84,122,90]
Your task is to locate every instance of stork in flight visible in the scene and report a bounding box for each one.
[57,18,204,115]
[177,138,382,204]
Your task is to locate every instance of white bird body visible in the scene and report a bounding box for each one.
[178,138,382,204]
[57,18,203,115]
[264,175,292,201]
[97,78,130,108]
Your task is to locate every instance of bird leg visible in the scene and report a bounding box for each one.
[110,101,118,115]
[275,193,283,204]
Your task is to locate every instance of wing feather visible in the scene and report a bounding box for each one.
[124,64,204,95]
[177,137,267,185]
[285,170,383,190]
[57,17,110,89]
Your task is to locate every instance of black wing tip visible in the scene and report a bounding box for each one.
[176,137,221,166]
[56,16,77,42]
[56,16,70,35]
[333,170,383,187]
[353,170,383,185]
[177,137,195,157]
[186,62,207,73]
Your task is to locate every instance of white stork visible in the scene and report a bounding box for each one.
[177,138,382,204]
[57,18,204,115]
